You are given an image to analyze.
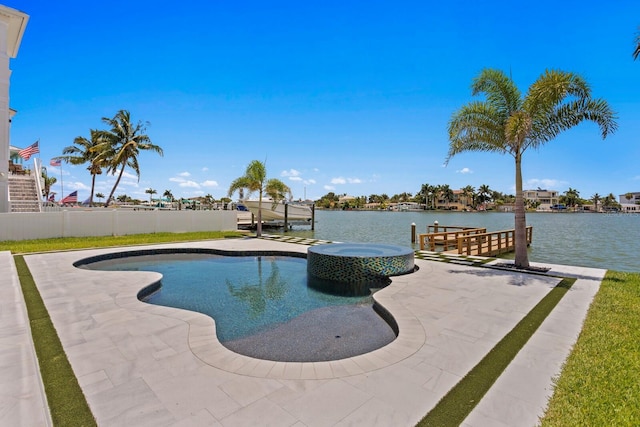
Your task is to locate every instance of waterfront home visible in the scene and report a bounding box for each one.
[524,189,559,211]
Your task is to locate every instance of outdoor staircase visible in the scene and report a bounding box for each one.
[8,175,41,213]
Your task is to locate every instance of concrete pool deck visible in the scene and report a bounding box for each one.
[2,237,605,426]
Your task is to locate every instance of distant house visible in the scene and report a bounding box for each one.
[619,192,640,205]
[523,189,559,211]
[434,189,474,210]
[617,192,640,213]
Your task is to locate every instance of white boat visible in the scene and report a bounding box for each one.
[241,199,313,222]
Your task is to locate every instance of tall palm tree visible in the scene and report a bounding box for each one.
[58,129,106,207]
[227,160,292,237]
[97,110,163,207]
[448,68,617,268]
[634,26,640,60]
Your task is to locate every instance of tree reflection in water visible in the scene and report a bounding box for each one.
[226,257,287,318]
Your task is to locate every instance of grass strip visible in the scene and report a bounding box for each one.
[540,271,640,426]
[0,230,244,254]
[14,255,97,427]
[417,277,575,427]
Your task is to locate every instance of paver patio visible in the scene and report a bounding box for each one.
[3,237,605,426]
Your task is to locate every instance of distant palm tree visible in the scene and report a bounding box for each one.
[163,189,174,202]
[42,173,57,201]
[461,185,476,209]
[95,192,105,204]
[228,160,291,237]
[58,129,107,207]
[145,188,157,203]
[203,193,215,209]
[439,184,453,209]
[563,187,580,210]
[97,110,163,207]
[477,184,492,210]
[448,68,617,268]
[591,193,601,212]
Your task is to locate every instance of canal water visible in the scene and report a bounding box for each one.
[278,210,640,272]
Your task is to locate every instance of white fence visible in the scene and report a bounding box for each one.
[0,209,238,241]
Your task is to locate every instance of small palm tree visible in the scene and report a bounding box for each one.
[228,160,292,237]
[163,190,174,202]
[448,68,617,268]
[95,192,105,205]
[42,173,57,201]
[97,110,163,207]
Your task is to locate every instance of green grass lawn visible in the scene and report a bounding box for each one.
[539,270,640,426]
[0,230,245,253]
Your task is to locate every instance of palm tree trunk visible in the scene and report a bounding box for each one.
[256,190,263,237]
[89,174,96,207]
[514,153,530,268]
[104,166,125,208]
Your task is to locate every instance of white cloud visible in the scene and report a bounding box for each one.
[170,176,200,188]
[68,181,91,191]
[456,167,472,174]
[330,177,362,185]
[324,185,335,191]
[201,180,218,187]
[524,178,567,190]
[289,176,303,182]
[178,171,191,177]
[305,179,316,185]
[107,170,138,180]
[281,169,301,178]
[179,180,200,188]
[201,167,209,172]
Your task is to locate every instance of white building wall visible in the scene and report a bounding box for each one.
[0,210,238,241]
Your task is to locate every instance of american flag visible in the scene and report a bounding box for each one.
[50,158,61,167]
[60,191,78,204]
[18,140,39,161]
[48,193,55,202]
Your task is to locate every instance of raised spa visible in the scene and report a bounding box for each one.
[307,243,415,284]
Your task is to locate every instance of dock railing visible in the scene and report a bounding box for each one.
[418,227,487,251]
[457,226,533,256]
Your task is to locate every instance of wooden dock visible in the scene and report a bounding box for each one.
[419,226,533,257]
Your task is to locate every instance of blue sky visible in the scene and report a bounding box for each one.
[7,0,640,202]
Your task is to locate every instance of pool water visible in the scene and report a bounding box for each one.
[90,253,379,342]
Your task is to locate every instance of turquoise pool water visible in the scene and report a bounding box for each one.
[88,253,376,342]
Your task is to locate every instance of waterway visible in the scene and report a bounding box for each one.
[278,210,640,272]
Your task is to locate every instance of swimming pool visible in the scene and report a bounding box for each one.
[80,250,397,361]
